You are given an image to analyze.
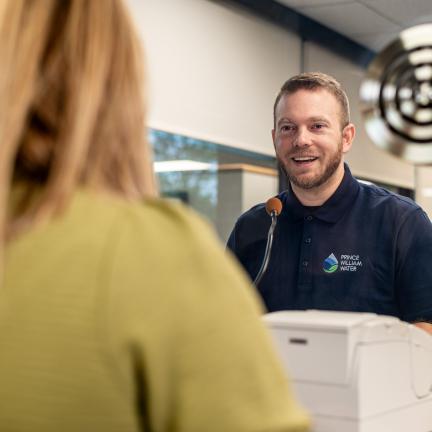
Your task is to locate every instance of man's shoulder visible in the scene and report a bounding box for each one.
[236,202,268,225]
[234,191,288,229]
[358,181,420,214]
[228,197,281,252]
[232,202,271,243]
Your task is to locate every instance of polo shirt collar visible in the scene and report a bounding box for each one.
[280,164,360,224]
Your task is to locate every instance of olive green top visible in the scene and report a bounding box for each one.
[0,190,309,432]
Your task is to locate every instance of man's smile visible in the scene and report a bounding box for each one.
[291,156,319,165]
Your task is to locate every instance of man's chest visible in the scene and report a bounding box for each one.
[262,220,398,314]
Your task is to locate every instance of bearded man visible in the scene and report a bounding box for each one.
[227,72,432,334]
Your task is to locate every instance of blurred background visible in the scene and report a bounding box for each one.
[127,0,432,241]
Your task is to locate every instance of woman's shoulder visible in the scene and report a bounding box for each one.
[86,191,213,245]
[72,190,222,267]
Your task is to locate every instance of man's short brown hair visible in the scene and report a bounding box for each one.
[273,72,350,129]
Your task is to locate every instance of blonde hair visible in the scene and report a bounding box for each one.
[0,0,156,242]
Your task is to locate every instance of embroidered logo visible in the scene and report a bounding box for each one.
[340,255,363,272]
[323,253,338,273]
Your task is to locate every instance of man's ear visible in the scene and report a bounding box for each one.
[271,129,276,147]
[342,123,355,154]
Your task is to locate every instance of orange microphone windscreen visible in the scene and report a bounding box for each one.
[265,197,282,216]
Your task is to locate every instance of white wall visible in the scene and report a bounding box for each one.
[127,0,301,156]
[217,167,278,242]
[127,0,416,190]
[303,42,415,189]
[414,166,432,216]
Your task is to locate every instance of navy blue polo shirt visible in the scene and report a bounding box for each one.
[227,164,432,322]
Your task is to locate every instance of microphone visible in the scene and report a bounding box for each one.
[265,197,283,218]
[253,197,283,287]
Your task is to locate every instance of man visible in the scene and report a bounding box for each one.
[227,72,432,334]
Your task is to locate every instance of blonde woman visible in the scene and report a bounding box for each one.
[0,1,309,431]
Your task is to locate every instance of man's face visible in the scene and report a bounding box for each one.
[272,89,354,191]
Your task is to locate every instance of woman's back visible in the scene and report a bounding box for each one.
[0,1,309,430]
[1,191,309,432]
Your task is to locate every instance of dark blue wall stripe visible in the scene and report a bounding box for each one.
[216,0,376,68]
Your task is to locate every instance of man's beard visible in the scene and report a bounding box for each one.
[280,143,343,190]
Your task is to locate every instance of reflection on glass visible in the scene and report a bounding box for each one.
[149,129,277,240]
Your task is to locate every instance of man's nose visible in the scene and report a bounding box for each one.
[294,127,311,148]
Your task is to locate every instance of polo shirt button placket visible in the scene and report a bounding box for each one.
[298,215,314,290]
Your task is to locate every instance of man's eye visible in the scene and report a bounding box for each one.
[281,125,295,132]
[312,123,325,130]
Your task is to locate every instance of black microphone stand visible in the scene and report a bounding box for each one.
[253,209,278,287]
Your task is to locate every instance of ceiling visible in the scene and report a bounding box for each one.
[276,0,432,52]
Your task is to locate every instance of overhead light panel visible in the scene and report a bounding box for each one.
[154,160,214,173]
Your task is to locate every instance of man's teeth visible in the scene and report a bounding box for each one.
[293,157,317,161]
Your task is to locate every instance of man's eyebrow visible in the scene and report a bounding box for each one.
[277,116,331,126]
[276,117,293,126]
[309,116,330,123]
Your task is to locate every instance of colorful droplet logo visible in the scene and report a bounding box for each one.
[323,253,338,273]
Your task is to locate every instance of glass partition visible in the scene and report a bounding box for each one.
[150,128,278,241]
